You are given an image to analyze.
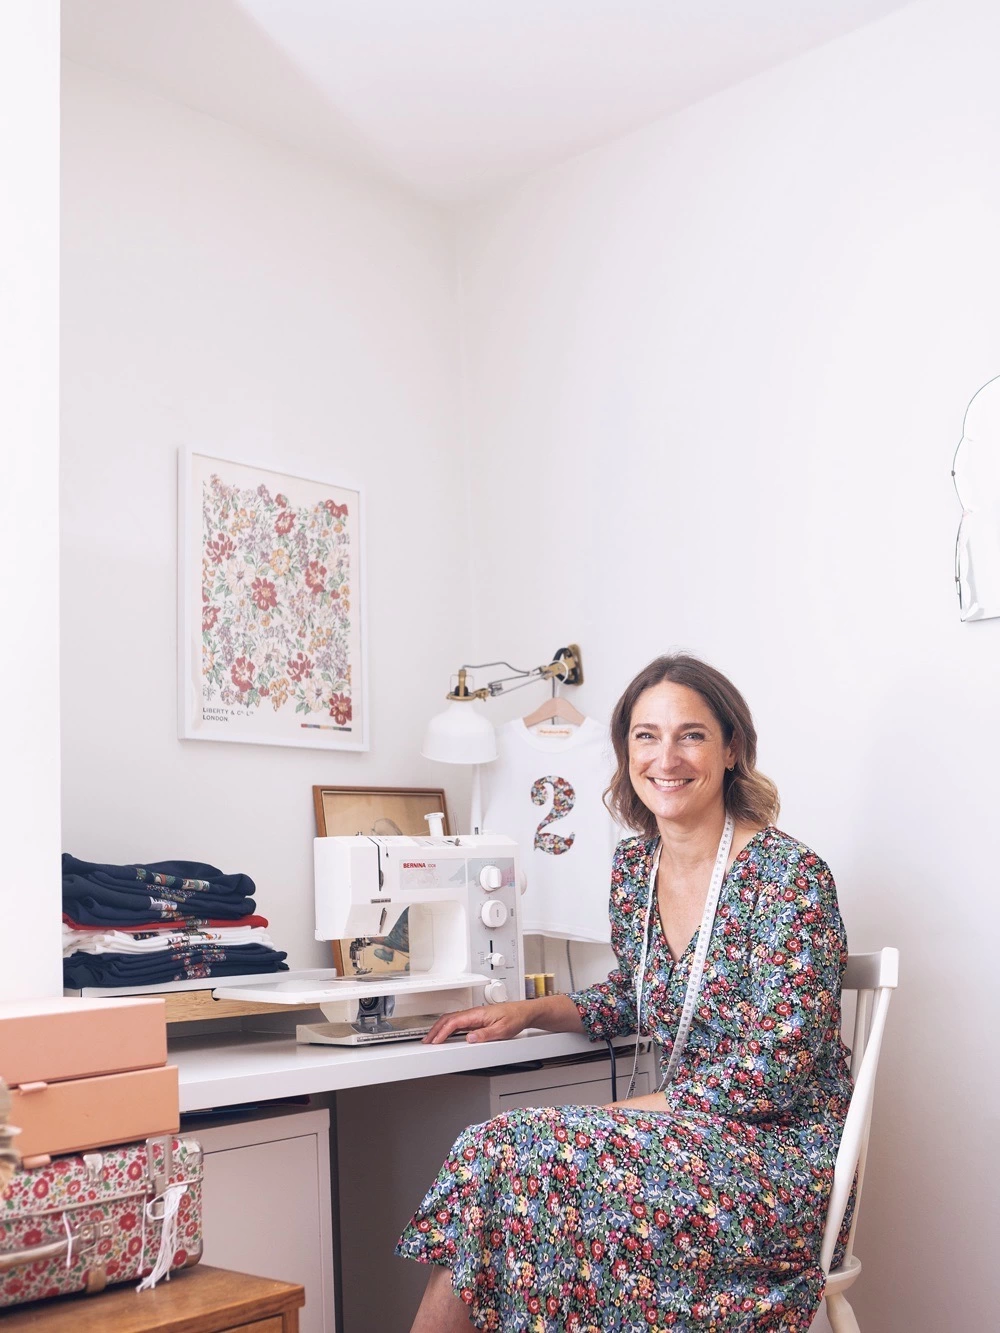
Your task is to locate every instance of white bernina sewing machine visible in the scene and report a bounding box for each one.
[213,648,586,1039]
[213,829,524,1045]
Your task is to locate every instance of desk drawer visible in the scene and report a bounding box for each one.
[229,1320,283,1333]
[10,1066,179,1158]
[188,1108,334,1333]
[496,1068,652,1112]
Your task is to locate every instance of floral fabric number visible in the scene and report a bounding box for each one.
[531,775,576,855]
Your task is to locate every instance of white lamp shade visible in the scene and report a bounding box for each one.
[421,700,497,764]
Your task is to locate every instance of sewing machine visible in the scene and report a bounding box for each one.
[212,833,524,1045]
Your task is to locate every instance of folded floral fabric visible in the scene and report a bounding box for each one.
[62,854,256,924]
[66,942,284,972]
[62,925,278,955]
[62,912,270,932]
[62,879,254,924]
[60,856,288,987]
[63,944,288,988]
[62,854,254,897]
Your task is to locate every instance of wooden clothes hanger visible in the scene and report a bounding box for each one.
[521,686,586,730]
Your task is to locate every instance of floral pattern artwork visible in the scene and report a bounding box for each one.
[0,1137,202,1306]
[531,775,577,855]
[397,827,855,1331]
[180,454,365,749]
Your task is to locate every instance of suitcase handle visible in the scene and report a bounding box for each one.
[0,1217,111,1273]
[0,1237,71,1273]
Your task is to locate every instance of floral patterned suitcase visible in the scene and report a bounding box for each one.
[0,1135,202,1307]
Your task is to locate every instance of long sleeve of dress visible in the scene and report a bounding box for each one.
[663,850,849,1124]
[567,839,646,1040]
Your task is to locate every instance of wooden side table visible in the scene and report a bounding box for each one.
[0,1265,305,1332]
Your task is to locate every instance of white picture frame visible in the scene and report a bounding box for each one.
[178,449,369,751]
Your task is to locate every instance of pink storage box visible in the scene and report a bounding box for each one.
[9,1066,179,1160]
[0,997,167,1087]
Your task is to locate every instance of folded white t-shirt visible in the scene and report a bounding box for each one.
[62,925,275,955]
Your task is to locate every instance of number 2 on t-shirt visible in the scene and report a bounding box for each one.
[531,775,577,856]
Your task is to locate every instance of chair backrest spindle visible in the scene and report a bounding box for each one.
[850,989,872,1081]
[819,948,898,1277]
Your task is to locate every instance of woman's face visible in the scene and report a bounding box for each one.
[628,681,735,829]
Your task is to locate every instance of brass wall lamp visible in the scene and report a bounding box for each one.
[421,645,584,831]
[446,644,583,703]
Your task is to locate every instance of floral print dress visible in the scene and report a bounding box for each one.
[396,827,854,1331]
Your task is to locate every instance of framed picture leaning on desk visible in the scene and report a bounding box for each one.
[312,785,451,977]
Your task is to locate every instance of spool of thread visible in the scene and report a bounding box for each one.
[531,974,547,998]
[524,975,537,1000]
[543,973,556,996]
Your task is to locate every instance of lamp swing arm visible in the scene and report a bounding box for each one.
[446,645,583,702]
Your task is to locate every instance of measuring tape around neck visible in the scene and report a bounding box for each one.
[626,812,735,1099]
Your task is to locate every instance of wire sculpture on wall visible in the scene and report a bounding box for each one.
[953,374,1000,621]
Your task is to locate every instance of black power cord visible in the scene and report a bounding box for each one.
[604,1038,618,1103]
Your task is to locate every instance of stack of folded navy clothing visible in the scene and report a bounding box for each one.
[62,854,288,989]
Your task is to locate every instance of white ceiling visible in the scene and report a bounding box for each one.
[63,0,914,203]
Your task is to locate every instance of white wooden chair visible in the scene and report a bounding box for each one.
[818,947,900,1333]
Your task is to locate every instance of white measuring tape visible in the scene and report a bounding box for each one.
[625,812,734,1100]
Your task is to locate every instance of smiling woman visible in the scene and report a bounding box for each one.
[605,653,780,839]
[399,652,853,1332]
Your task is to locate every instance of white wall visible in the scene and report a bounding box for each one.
[60,2,999,1323]
[60,60,469,969]
[455,1,999,1328]
[0,2,62,999]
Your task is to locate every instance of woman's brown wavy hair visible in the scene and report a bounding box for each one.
[604,654,779,837]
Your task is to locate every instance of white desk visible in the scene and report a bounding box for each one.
[171,1027,617,1112]
[171,1026,641,1333]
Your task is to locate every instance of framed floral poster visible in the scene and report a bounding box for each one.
[178,450,368,750]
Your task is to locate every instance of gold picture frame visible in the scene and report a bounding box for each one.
[312,785,451,976]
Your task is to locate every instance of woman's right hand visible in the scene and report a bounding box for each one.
[421,1000,535,1046]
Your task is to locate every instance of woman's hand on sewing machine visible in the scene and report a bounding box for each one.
[422,995,585,1045]
[422,1002,529,1045]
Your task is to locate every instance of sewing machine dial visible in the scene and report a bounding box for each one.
[479,865,503,891]
[481,899,508,928]
[466,852,523,1000]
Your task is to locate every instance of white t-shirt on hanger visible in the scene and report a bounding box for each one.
[481,717,621,943]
